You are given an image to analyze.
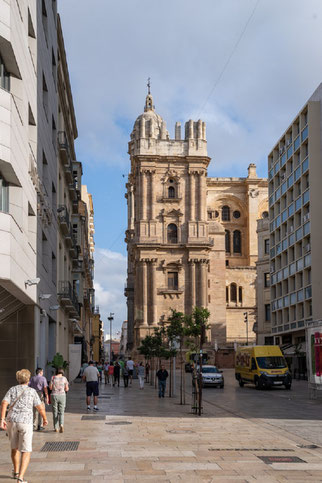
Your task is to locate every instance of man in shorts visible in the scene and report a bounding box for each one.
[126,357,135,386]
[82,361,100,411]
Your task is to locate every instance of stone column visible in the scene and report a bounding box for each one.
[200,261,207,307]
[141,171,147,219]
[151,259,157,324]
[150,171,155,220]
[130,185,135,229]
[189,173,195,221]
[142,260,148,325]
[199,172,206,221]
[189,260,196,311]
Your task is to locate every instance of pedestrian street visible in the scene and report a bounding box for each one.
[1,373,322,482]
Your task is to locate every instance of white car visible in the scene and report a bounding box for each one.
[199,365,224,388]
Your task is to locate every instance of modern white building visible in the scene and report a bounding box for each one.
[268,83,322,374]
[0,0,41,388]
[0,1,95,390]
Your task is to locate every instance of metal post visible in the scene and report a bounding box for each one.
[108,313,114,362]
[244,312,248,345]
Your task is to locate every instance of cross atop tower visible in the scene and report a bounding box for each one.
[147,77,151,95]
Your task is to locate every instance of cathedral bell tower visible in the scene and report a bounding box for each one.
[125,90,213,351]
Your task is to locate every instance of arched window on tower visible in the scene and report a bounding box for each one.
[222,205,230,221]
[233,230,242,253]
[225,230,230,253]
[239,286,243,304]
[226,286,229,303]
[230,283,237,303]
[167,223,178,244]
[168,186,175,198]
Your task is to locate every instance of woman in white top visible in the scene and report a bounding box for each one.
[0,369,48,483]
[49,368,69,433]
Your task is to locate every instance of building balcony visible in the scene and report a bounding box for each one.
[157,286,184,295]
[58,131,73,183]
[57,205,70,235]
[92,306,100,315]
[57,281,80,317]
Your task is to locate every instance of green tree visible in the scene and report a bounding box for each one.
[166,309,186,404]
[185,307,210,415]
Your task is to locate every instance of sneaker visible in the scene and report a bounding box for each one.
[59,426,64,433]
[87,406,91,411]
[93,407,99,411]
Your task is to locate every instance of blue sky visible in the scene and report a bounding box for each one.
[58,0,322,336]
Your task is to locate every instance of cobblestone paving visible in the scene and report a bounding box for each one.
[1,374,322,482]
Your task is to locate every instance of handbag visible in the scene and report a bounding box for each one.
[5,386,28,436]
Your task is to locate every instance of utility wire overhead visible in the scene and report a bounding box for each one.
[197,0,260,118]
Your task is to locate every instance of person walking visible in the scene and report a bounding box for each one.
[0,369,48,483]
[122,366,129,387]
[113,362,120,387]
[82,361,100,411]
[156,365,169,398]
[97,361,103,383]
[49,368,69,433]
[137,362,145,389]
[108,362,114,387]
[126,357,134,386]
[104,361,109,384]
[28,368,49,431]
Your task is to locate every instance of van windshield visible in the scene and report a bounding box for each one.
[256,356,287,369]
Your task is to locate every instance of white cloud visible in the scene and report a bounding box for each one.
[59,0,322,176]
[94,248,127,336]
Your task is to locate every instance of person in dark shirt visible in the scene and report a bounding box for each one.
[156,365,168,398]
[113,362,120,387]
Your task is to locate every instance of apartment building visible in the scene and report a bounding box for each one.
[0,1,95,388]
[268,83,322,372]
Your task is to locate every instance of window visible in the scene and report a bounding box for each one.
[238,287,243,303]
[226,286,229,303]
[264,273,270,288]
[233,210,240,219]
[52,48,57,85]
[167,223,178,243]
[0,176,9,212]
[222,205,230,221]
[0,56,10,91]
[168,186,175,198]
[167,272,178,290]
[42,0,48,44]
[230,283,237,303]
[233,230,241,253]
[264,239,269,254]
[225,230,230,253]
[43,74,48,119]
[265,304,271,321]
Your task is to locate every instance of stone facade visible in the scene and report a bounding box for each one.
[255,218,271,344]
[125,93,268,355]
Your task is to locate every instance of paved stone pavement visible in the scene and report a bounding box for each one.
[1,373,322,482]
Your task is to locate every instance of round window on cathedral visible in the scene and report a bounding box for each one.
[262,211,268,219]
[169,179,174,184]
[214,210,219,218]
[233,210,241,219]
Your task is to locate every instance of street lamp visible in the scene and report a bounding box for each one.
[108,313,114,362]
[244,312,248,345]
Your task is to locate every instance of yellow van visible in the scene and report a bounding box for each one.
[235,345,292,390]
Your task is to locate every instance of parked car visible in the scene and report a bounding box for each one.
[196,365,224,388]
